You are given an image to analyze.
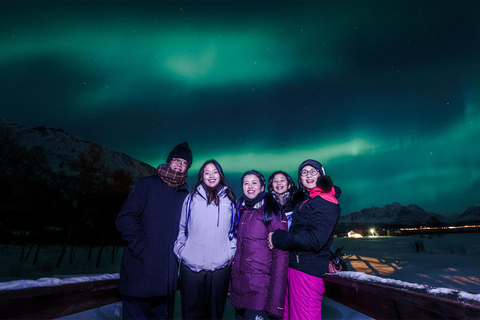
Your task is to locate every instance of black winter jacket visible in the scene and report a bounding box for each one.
[271,187,341,277]
[116,175,188,297]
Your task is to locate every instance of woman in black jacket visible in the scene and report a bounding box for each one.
[268,159,341,320]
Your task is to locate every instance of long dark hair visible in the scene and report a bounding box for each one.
[267,171,298,194]
[193,159,236,205]
[238,170,283,226]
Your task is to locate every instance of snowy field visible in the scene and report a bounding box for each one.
[333,232,480,294]
[1,232,479,319]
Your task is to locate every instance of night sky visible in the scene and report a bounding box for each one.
[1,1,479,216]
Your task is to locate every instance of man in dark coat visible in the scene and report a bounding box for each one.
[116,142,192,319]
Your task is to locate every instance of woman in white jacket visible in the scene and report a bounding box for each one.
[174,159,237,320]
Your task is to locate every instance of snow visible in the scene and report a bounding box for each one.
[329,271,480,303]
[333,271,430,290]
[0,273,119,291]
[459,291,480,302]
[1,233,479,319]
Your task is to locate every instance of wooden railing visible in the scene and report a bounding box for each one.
[0,278,121,319]
[323,273,480,319]
[1,273,479,319]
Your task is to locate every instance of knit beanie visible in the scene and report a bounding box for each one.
[166,142,193,168]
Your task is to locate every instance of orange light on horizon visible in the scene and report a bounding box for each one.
[400,225,480,231]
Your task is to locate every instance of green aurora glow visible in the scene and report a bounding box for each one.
[1,1,479,215]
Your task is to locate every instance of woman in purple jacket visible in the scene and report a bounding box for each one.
[230,170,289,320]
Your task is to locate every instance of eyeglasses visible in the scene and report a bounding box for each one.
[300,169,319,177]
[171,158,188,167]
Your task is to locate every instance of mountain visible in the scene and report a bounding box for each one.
[1,123,155,182]
[1,123,157,245]
[338,202,446,230]
[457,206,480,222]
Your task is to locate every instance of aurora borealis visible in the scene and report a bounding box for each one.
[1,1,479,215]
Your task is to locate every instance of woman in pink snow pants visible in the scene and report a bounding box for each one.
[268,159,341,319]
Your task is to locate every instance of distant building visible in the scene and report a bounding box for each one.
[348,230,363,238]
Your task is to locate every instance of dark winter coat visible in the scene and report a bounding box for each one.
[229,201,289,318]
[272,187,341,278]
[116,175,188,297]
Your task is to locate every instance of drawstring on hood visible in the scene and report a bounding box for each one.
[185,185,233,239]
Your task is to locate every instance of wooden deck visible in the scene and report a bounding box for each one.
[1,273,479,319]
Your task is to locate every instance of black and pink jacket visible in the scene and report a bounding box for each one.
[272,186,341,277]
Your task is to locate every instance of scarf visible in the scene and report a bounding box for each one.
[244,191,265,209]
[271,191,290,206]
[307,186,338,204]
[157,163,188,188]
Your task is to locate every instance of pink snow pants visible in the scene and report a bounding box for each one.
[282,267,325,320]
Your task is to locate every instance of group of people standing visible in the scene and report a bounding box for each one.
[116,142,341,320]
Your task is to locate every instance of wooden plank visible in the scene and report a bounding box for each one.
[323,274,480,320]
[0,279,119,300]
[2,275,479,319]
[0,280,121,319]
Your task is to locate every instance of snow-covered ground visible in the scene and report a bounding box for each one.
[333,233,480,294]
[1,233,479,319]
[0,244,121,283]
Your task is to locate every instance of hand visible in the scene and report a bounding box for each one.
[267,232,274,250]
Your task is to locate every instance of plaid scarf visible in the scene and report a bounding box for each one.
[157,164,188,188]
[271,191,290,206]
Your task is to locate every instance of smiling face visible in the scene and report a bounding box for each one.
[242,174,264,200]
[202,163,220,188]
[272,173,291,194]
[300,165,320,189]
[169,158,188,173]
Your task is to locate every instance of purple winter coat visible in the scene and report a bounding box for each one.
[229,201,289,318]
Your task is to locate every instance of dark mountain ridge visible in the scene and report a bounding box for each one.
[0,123,155,245]
[337,202,480,233]
[340,202,443,224]
[1,123,155,182]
